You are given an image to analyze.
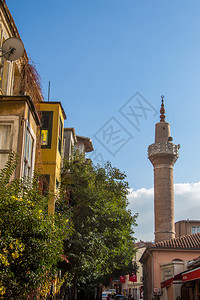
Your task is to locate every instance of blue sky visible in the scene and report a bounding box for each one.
[6,0,200,241]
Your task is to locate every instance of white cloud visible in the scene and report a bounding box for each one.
[174,182,200,220]
[128,182,200,243]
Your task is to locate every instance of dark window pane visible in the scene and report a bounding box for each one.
[40,111,53,149]
[42,114,50,129]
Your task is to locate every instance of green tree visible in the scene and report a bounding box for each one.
[0,153,71,299]
[59,153,138,298]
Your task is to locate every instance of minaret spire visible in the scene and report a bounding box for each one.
[160,95,165,122]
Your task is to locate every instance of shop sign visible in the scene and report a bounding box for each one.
[163,268,173,277]
[153,288,161,295]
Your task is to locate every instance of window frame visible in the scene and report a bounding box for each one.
[0,36,14,95]
[0,116,19,172]
[40,111,53,149]
[58,116,63,155]
[191,226,200,234]
[22,121,36,179]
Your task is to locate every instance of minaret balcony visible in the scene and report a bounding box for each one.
[148,142,180,158]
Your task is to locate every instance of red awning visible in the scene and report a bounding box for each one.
[182,267,200,282]
[161,272,184,289]
[174,272,183,281]
[161,268,200,288]
[161,277,173,288]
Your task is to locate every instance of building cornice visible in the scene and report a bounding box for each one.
[0,95,40,125]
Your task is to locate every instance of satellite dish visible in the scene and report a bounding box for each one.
[2,37,24,61]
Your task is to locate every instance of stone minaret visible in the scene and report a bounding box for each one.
[148,96,180,242]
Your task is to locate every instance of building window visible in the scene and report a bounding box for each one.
[58,117,63,155]
[41,111,53,148]
[0,55,14,95]
[23,128,34,178]
[191,226,200,234]
[0,116,19,173]
[0,124,12,170]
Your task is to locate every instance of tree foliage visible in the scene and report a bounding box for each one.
[0,152,138,299]
[0,153,70,299]
[59,152,138,293]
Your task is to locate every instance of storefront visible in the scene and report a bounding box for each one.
[161,272,182,300]
[161,267,200,300]
[181,267,200,300]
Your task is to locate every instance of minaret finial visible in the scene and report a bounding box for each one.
[160,95,165,122]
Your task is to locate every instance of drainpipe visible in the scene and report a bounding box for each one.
[146,250,154,299]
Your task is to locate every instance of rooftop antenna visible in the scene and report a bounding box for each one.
[1,37,24,61]
[48,81,50,101]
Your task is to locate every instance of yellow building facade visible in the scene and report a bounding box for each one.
[39,101,66,213]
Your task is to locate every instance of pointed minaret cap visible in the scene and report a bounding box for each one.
[160,95,166,122]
